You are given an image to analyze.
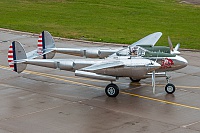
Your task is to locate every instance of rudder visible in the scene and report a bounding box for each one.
[8,41,27,73]
[37,31,55,59]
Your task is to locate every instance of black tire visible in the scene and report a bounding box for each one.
[165,83,176,94]
[129,77,141,82]
[105,84,119,97]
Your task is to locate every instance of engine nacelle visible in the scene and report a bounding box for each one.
[83,50,100,58]
[83,49,119,58]
[57,61,75,71]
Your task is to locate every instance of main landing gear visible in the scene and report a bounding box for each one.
[105,73,176,97]
[105,83,119,97]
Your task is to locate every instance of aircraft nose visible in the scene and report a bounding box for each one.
[177,55,188,66]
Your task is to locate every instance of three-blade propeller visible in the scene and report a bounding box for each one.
[168,36,180,55]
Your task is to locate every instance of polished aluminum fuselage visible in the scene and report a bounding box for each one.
[25,56,160,79]
[25,54,187,80]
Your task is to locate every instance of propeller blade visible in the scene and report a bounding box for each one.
[168,36,173,51]
[174,43,180,51]
[171,43,180,55]
[128,46,131,55]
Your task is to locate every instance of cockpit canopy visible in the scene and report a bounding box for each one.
[116,46,147,57]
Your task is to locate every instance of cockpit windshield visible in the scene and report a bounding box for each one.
[135,46,146,56]
[116,46,147,57]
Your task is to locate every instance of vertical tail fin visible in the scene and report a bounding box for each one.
[37,31,55,59]
[8,41,27,73]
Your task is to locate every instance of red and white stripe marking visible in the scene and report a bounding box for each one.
[37,34,43,55]
[8,45,14,69]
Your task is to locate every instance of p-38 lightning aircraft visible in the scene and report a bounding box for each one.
[36,31,185,83]
[8,32,187,97]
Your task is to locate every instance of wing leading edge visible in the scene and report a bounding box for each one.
[81,61,124,71]
[131,32,162,46]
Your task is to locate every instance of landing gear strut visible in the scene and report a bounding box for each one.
[105,83,119,97]
[151,72,176,94]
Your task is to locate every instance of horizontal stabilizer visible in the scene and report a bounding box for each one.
[26,49,40,59]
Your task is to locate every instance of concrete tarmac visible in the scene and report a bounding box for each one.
[0,29,200,133]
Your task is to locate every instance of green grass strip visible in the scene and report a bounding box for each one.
[0,0,199,49]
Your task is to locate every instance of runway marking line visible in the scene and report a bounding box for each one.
[121,91,200,110]
[24,70,103,89]
[182,120,200,128]
[1,65,199,89]
[1,65,200,89]
[1,65,200,111]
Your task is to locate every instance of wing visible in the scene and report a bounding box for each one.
[81,61,124,71]
[75,61,124,81]
[108,32,162,58]
[131,32,162,47]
